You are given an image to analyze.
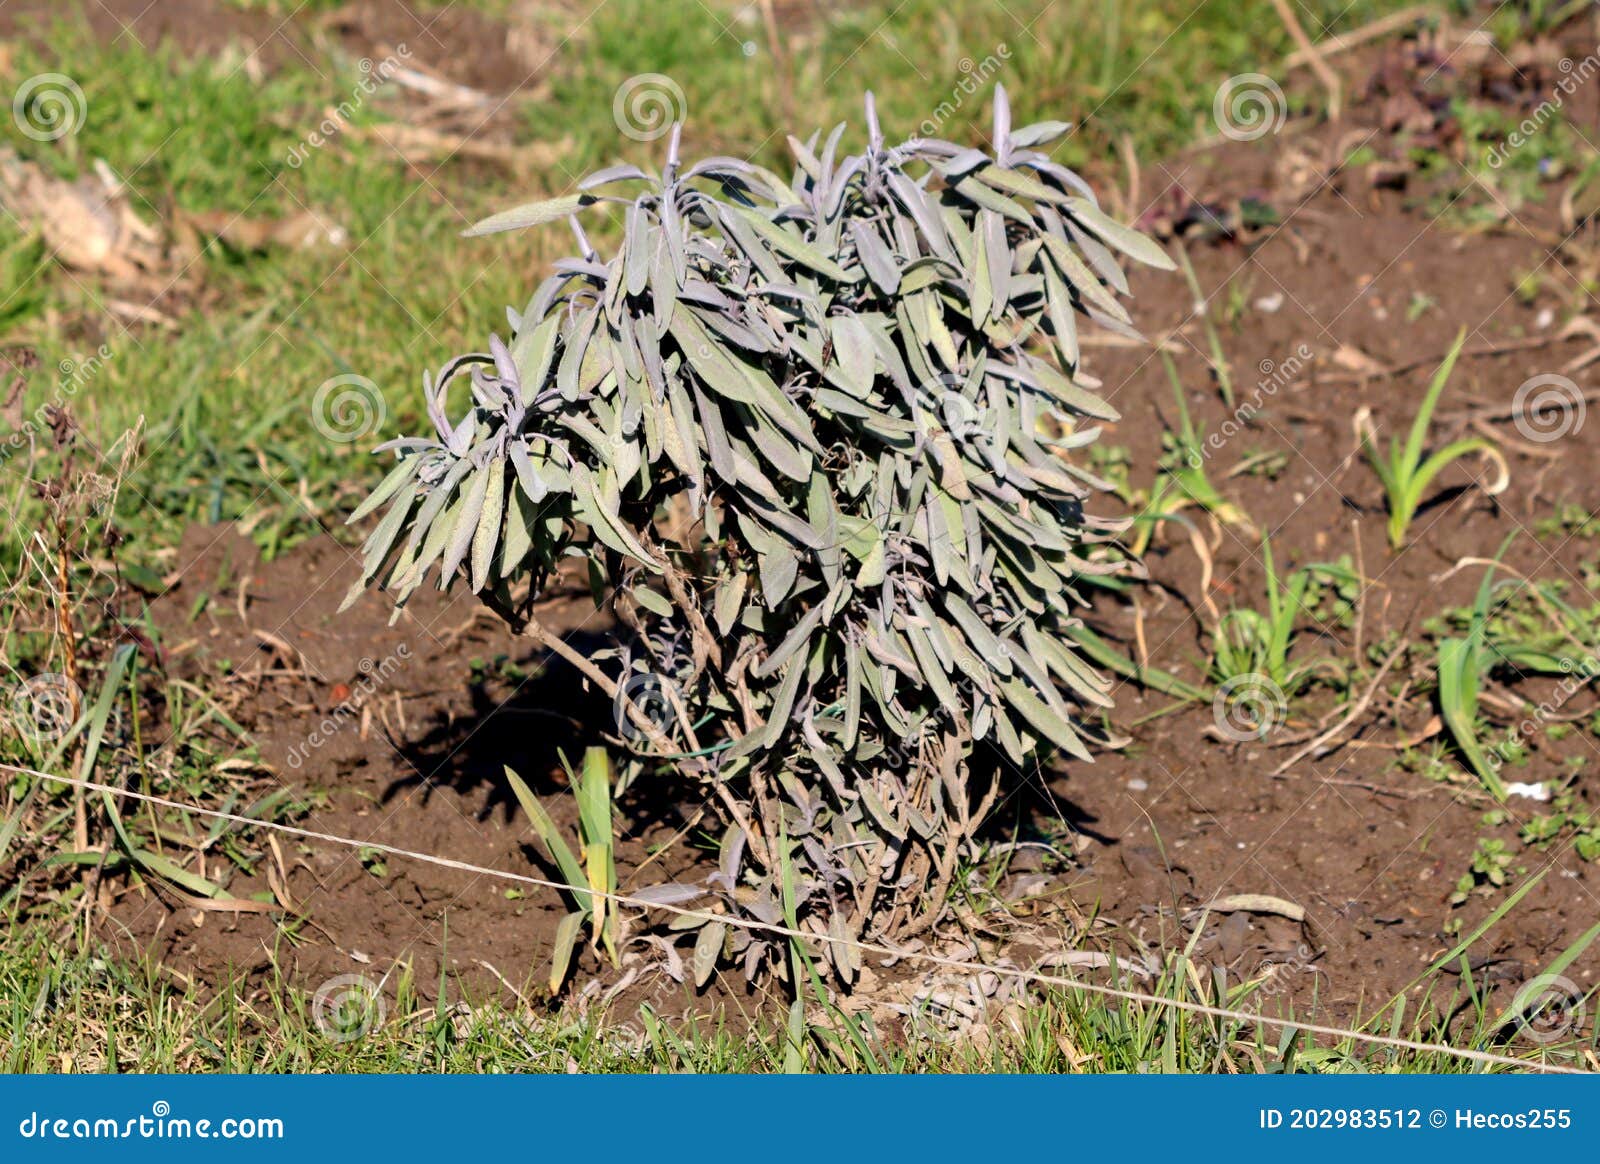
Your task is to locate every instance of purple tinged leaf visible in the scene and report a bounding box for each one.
[508,441,548,503]
[447,412,475,458]
[819,121,846,186]
[939,148,992,179]
[684,156,758,180]
[489,334,517,385]
[848,218,899,295]
[1007,120,1072,149]
[664,122,682,180]
[552,257,609,280]
[992,83,1011,161]
[886,171,952,259]
[624,202,650,298]
[631,883,709,907]
[578,164,651,190]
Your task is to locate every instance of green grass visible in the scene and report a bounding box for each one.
[1,0,1414,569]
[4,918,1588,1074]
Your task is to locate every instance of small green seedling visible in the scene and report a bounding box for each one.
[1210,536,1357,694]
[1176,247,1235,407]
[1361,329,1507,549]
[1156,353,1255,537]
[1436,557,1506,800]
[505,748,618,992]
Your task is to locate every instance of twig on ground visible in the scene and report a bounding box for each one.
[1269,0,1342,118]
[1270,642,1406,774]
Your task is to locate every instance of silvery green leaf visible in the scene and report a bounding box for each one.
[571,463,659,567]
[469,459,506,592]
[746,413,811,483]
[1001,675,1091,761]
[499,482,535,574]
[690,383,736,483]
[1043,253,1080,372]
[663,375,704,488]
[624,201,650,297]
[976,163,1071,207]
[848,218,899,295]
[557,308,597,401]
[439,463,490,587]
[951,176,1032,224]
[359,477,418,583]
[712,204,789,284]
[828,911,855,984]
[348,457,417,525]
[1039,232,1130,323]
[632,882,709,907]
[462,194,595,237]
[886,171,952,259]
[510,314,560,404]
[764,649,806,738]
[579,164,650,189]
[754,601,824,679]
[1006,120,1072,149]
[787,133,822,179]
[983,210,1011,323]
[1064,196,1176,270]
[713,569,748,636]
[829,314,876,394]
[728,204,859,283]
[1065,219,1130,296]
[1028,357,1121,422]
[970,218,993,330]
[842,638,862,749]
[938,147,992,179]
[403,486,466,590]
[904,619,960,715]
[633,587,673,618]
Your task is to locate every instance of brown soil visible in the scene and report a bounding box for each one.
[0,0,307,69]
[321,1,553,96]
[76,21,1600,1037]
[0,0,549,95]
[119,522,752,1018]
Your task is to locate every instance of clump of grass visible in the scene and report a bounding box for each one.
[1361,330,1508,550]
[1210,536,1358,696]
[504,750,618,993]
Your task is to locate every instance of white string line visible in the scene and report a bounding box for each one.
[4,763,1586,1075]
